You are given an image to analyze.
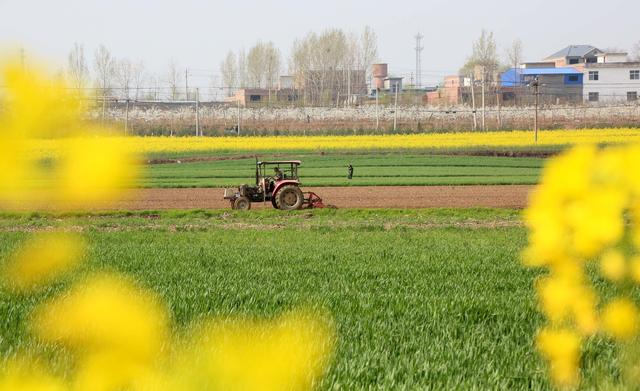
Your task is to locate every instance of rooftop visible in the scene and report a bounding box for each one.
[519,67,583,75]
[545,45,601,60]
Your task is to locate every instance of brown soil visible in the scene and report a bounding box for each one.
[98,185,533,210]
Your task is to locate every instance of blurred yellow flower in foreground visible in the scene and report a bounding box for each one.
[32,275,168,360]
[524,143,640,387]
[600,250,626,282]
[0,358,67,391]
[0,61,139,209]
[31,275,168,391]
[2,232,84,292]
[56,137,138,204]
[536,328,581,387]
[630,256,640,283]
[158,311,336,391]
[602,299,639,341]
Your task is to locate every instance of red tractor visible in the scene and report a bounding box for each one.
[223,160,325,210]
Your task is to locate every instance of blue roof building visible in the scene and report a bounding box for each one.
[500,67,584,104]
[501,67,583,87]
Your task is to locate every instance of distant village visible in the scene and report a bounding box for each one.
[225,45,640,107]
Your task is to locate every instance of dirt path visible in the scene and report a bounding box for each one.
[98,185,533,210]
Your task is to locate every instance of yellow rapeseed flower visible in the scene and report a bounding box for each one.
[602,298,639,341]
[536,328,581,387]
[56,136,139,205]
[17,129,640,159]
[32,275,168,359]
[31,275,168,391]
[629,256,640,283]
[0,62,139,209]
[2,232,85,292]
[152,310,336,391]
[0,357,68,391]
[600,250,627,282]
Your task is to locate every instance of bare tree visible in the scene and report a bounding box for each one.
[360,26,378,85]
[220,51,238,96]
[290,28,377,105]
[67,43,89,90]
[94,44,115,97]
[165,59,182,100]
[264,42,281,89]
[461,30,499,81]
[131,61,147,100]
[115,59,134,99]
[237,48,247,88]
[246,44,263,87]
[505,39,523,70]
[246,41,281,89]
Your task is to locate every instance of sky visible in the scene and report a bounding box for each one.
[1,0,638,88]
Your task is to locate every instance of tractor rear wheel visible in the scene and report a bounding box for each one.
[275,185,304,210]
[233,196,251,210]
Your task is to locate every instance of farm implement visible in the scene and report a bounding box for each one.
[223,160,328,210]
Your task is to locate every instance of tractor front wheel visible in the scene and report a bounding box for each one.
[233,196,251,210]
[275,185,304,210]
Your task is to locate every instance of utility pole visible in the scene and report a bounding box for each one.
[470,77,477,131]
[533,77,540,143]
[125,99,129,135]
[481,70,486,131]
[414,33,424,88]
[195,88,200,136]
[497,87,502,129]
[375,88,380,131]
[347,68,351,106]
[393,84,399,131]
[185,68,189,101]
[237,98,241,136]
[102,94,107,126]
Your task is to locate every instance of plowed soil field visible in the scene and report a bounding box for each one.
[98,185,532,210]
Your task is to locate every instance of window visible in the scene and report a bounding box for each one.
[569,58,579,64]
[568,75,579,82]
[588,92,599,102]
[586,57,597,63]
[629,92,638,102]
[249,95,261,102]
[588,71,599,81]
[631,70,640,80]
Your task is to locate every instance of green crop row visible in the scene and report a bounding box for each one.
[142,154,544,188]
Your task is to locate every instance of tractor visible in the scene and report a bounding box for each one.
[223,160,325,210]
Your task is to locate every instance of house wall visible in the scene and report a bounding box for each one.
[583,64,640,102]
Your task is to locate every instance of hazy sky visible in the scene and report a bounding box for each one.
[1,0,638,86]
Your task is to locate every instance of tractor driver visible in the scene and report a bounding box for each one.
[274,167,284,181]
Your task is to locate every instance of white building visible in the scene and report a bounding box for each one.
[583,52,640,103]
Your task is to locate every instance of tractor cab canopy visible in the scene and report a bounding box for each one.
[256,161,301,183]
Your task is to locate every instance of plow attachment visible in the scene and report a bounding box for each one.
[303,192,327,209]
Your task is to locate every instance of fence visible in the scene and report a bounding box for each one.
[93,97,640,136]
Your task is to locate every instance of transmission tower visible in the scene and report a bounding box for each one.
[414,33,424,88]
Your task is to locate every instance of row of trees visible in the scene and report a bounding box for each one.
[65,44,185,100]
[220,41,281,92]
[219,27,378,104]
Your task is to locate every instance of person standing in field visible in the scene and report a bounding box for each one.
[347,164,354,180]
